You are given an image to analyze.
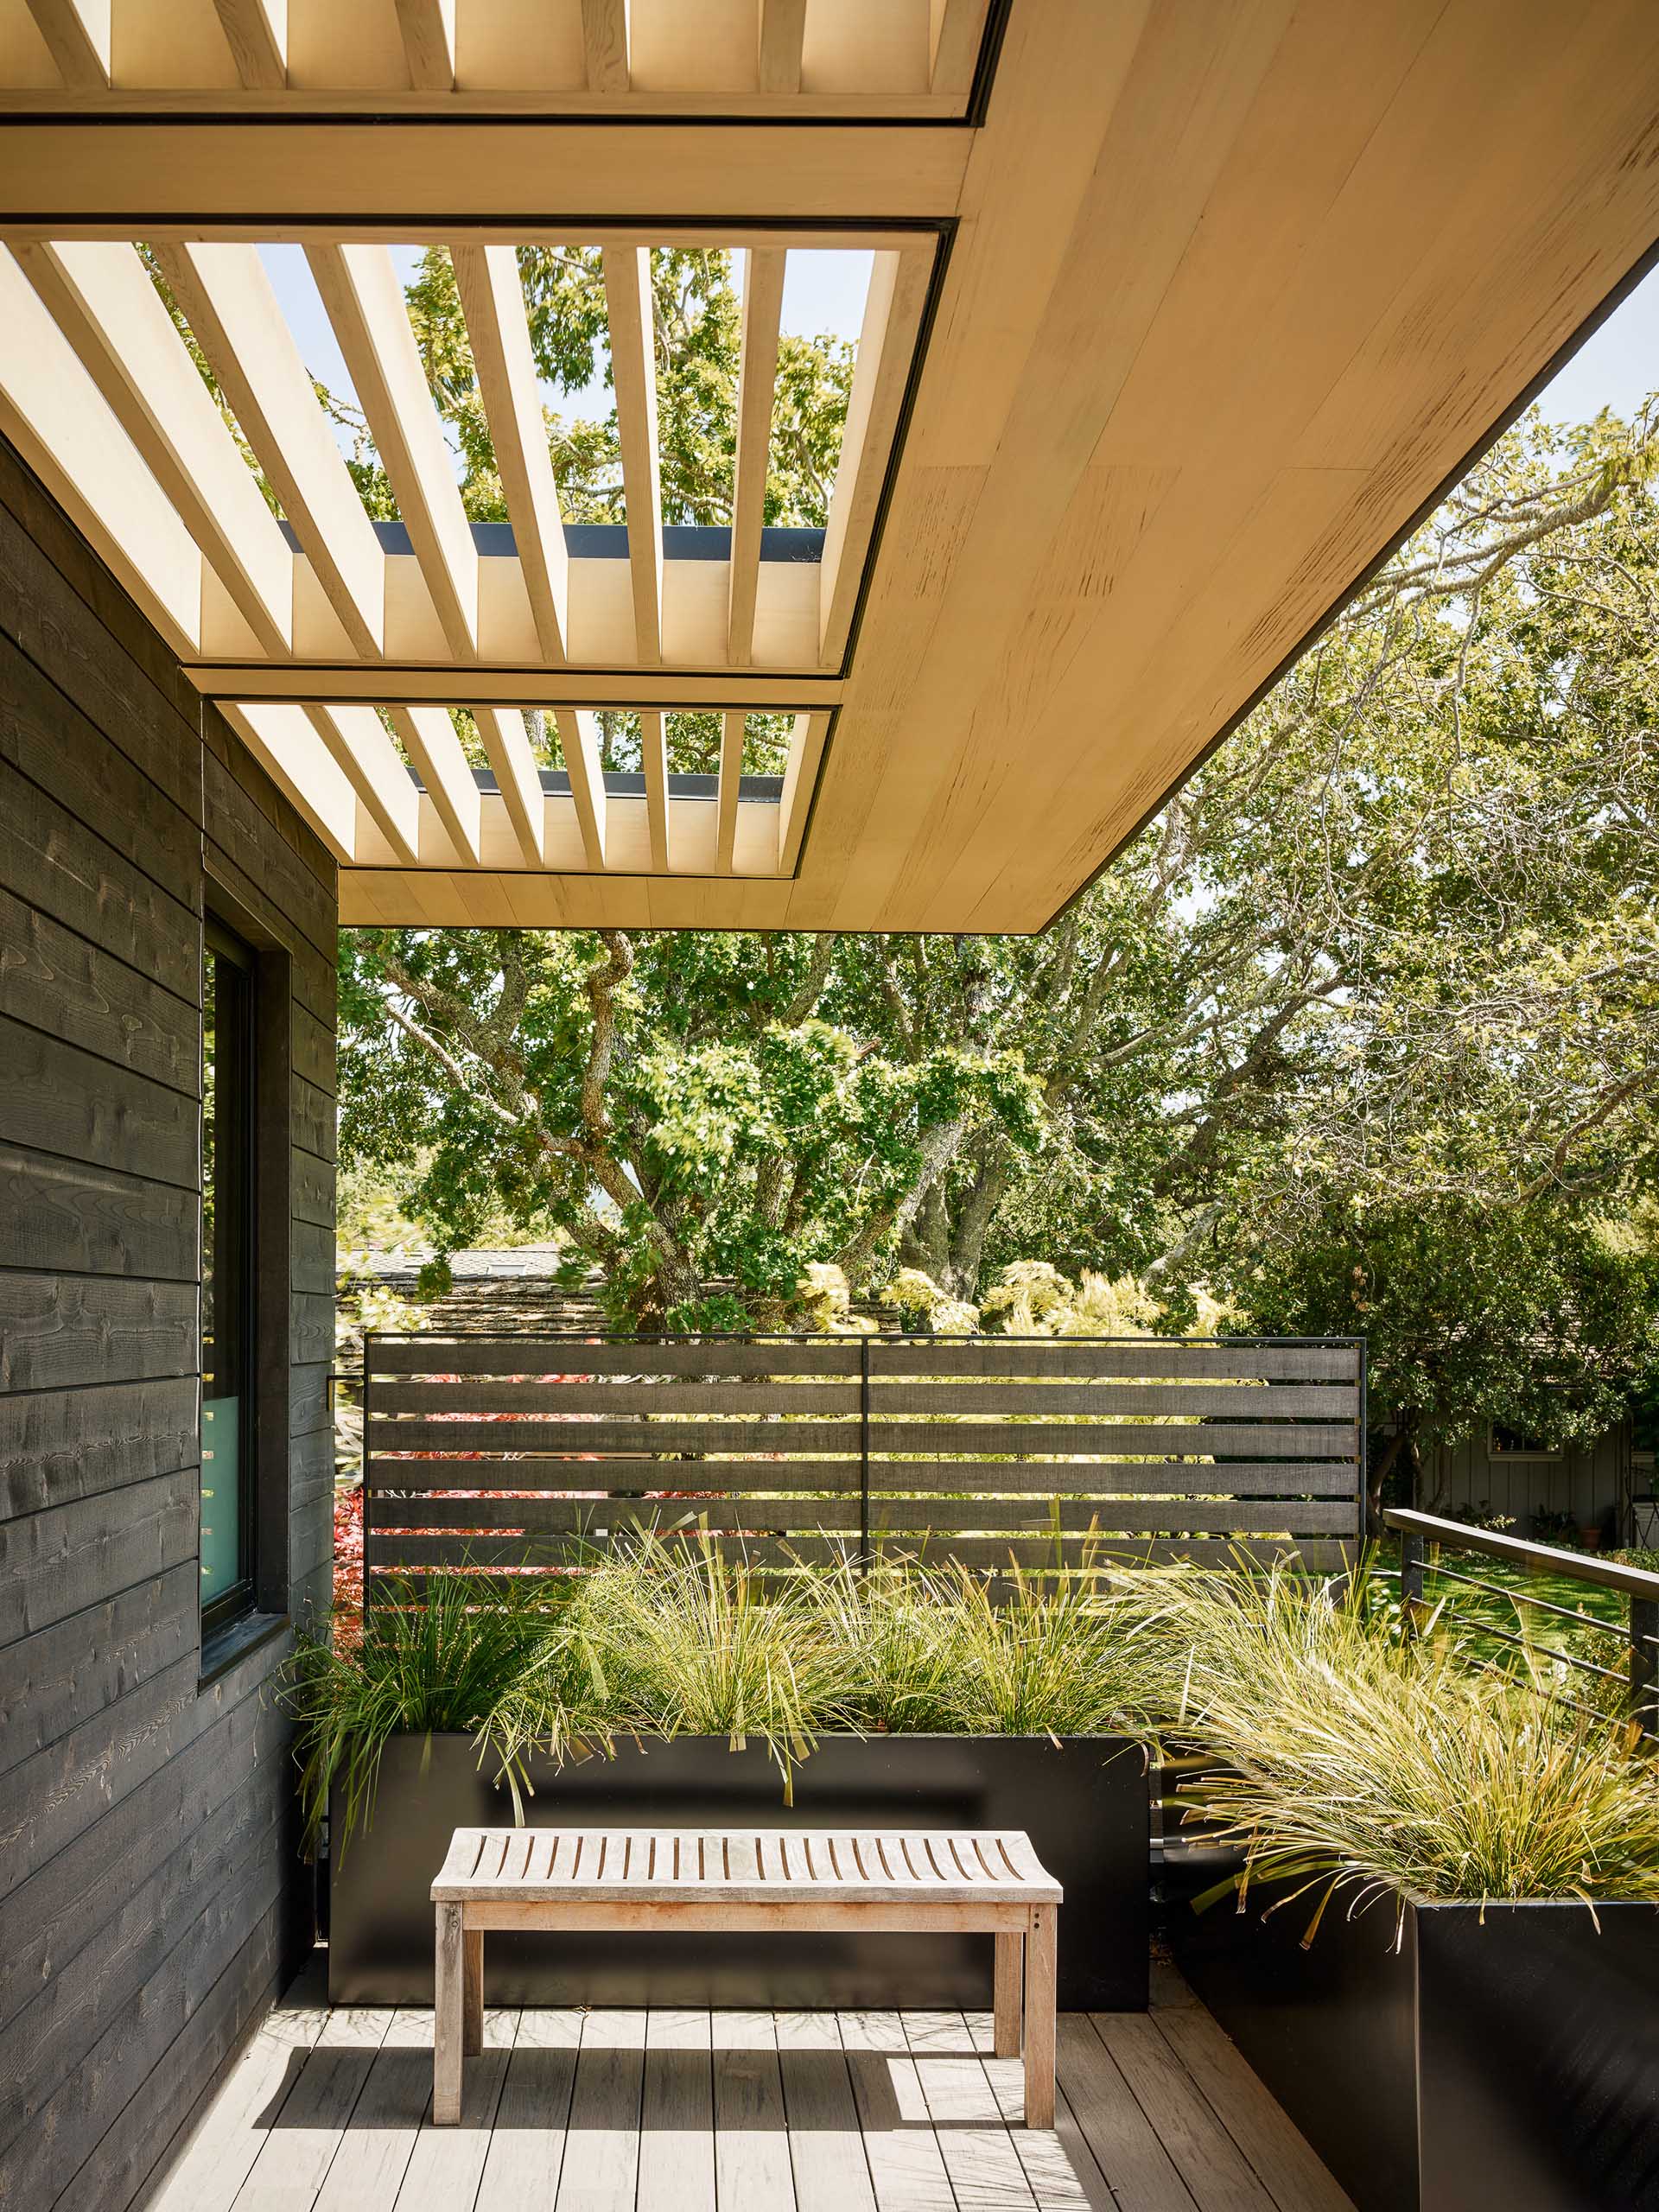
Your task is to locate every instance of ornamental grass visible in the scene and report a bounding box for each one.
[1151,1560,1659,1923]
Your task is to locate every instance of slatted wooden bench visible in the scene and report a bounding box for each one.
[431,1824,1062,2126]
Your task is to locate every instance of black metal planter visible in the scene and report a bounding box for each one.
[328,1732,1148,2011]
[1169,1877,1659,2212]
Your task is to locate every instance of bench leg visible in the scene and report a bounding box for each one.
[463,1926,483,2057]
[994,1932,1024,2059]
[1023,1905,1056,2128]
[435,1903,465,2124]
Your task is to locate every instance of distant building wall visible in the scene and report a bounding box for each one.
[1421,1418,1636,1539]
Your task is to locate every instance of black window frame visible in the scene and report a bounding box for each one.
[201,916,258,1638]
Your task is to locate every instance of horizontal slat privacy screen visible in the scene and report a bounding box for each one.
[362,1334,1364,1602]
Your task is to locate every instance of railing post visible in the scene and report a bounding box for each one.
[1400,1527,1425,1637]
[1630,1596,1659,1745]
[858,1333,872,1577]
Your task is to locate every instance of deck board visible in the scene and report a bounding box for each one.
[144,1968,1351,2212]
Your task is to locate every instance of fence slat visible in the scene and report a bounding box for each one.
[361,1333,1365,1585]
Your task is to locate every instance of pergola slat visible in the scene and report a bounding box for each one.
[728,245,785,666]
[393,0,455,91]
[451,241,569,663]
[0,244,201,653]
[602,245,664,664]
[223,702,359,860]
[552,707,607,869]
[210,0,287,88]
[777,711,829,873]
[23,0,109,87]
[818,243,931,665]
[14,238,293,657]
[581,0,630,92]
[715,709,744,873]
[474,706,545,864]
[389,705,482,865]
[927,0,988,97]
[307,240,478,659]
[639,706,669,871]
[155,240,385,656]
[307,702,422,863]
[758,0,807,94]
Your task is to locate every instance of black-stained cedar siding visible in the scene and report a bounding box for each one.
[0,432,336,2209]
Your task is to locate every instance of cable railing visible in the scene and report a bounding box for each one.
[1381,1506,1659,1741]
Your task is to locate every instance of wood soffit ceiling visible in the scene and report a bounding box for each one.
[0,1,1656,932]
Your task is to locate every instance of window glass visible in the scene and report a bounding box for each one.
[202,925,255,1630]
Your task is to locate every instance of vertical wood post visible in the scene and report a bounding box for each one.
[1022,1904,1057,2128]
[1630,1597,1659,1747]
[463,1925,484,2055]
[994,1931,1023,2059]
[434,1901,464,2123]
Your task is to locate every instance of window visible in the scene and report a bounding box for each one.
[201,921,256,1633]
[1489,1423,1563,1459]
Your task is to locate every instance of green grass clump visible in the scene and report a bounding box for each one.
[1153,1562,1659,1921]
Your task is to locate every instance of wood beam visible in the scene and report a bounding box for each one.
[23,0,109,87]
[777,710,829,873]
[451,241,569,663]
[757,0,806,93]
[552,708,607,870]
[387,705,481,864]
[181,664,844,709]
[639,707,669,871]
[306,703,422,864]
[0,245,200,654]
[0,124,969,225]
[211,0,287,88]
[581,0,630,91]
[928,0,988,99]
[728,245,785,665]
[715,709,745,873]
[307,240,478,658]
[602,245,664,664]
[155,241,385,655]
[223,702,357,861]
[393,0,455,91]
[14,238,293,655]
[474,707,545,864]
[818,244,932,664]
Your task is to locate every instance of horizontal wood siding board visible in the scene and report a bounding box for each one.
[868,1458,1361,1496]
[367,1495,861,1534]
[203,748,338,966]
[0,1143,197,1282]
[364,1415,1357,1458]
[0,1465,198,1649]
[0,1016,199,1187]
[0,1375,198,1522]
[366,1376,1358,1420]
[0,880,199,1096]
[0,1271,198,1392]
[867,1497,1359,1534]
[0,632,198,902]
[371,1379,868,1415]
[368,1536,1357,1588]
[866,1342,1362,1381]
[0,760,199,1002]
[365,1337,866,1378]
[364,1454,863,1493]
[0,1559,198,1780]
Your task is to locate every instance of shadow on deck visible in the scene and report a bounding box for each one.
[142,1959,1351,2211]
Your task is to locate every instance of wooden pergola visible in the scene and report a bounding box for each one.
[0,0,1656,932]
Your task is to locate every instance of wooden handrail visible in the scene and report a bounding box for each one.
[1384,1506,1659,1605]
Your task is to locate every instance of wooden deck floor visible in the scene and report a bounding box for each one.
[143,1961,1351,2212]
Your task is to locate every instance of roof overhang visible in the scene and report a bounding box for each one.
[1,0,1656,931]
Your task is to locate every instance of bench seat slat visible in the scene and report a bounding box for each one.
[432,1824,1061,1905]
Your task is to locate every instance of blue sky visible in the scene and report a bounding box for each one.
[1531,260,1658,426]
